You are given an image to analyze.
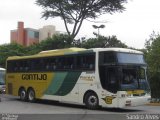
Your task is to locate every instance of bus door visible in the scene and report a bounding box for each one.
[105,67,119,94]
[99,66,119,94]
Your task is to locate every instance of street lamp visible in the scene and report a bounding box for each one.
[92,24,105,37]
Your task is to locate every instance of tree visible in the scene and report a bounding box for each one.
[0,43,27,67]
[78,35,127,48]
[26,34,73,55]
[40,34,73,50]
[145,32,160,98]
[36,0,127,40]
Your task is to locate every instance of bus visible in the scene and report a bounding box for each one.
[0,68,6,94]
[6,47,151,109]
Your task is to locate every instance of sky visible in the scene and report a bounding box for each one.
[0,0,160,49]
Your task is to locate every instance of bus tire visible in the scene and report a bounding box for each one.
[27,88,36,103]
[84,92,99,109]
[19,88,27,101]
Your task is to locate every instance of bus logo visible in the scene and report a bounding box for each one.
[102,96,116,104]
[22,74,47,80]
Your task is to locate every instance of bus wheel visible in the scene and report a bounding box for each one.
[84,92,99,109]
[27,88,35,102]
[19,89,27,101]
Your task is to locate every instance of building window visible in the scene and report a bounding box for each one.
[27,30,39,39]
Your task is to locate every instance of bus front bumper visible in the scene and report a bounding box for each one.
[118,95,151,108]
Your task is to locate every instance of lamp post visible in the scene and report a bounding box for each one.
[92,24,105,37]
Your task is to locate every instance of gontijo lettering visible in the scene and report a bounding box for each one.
[22,74,47,80]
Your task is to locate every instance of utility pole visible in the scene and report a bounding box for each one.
[92,24,105,37]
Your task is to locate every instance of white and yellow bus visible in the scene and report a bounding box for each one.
[6,47,151,109]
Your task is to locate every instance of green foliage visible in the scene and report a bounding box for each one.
[36,0,127,38]
[0,34,127,68]
[0,43,27,67]
[39,34,73,50]
[26,43,42,55]
[75,35,127,48]
[26,34,73,55]
[145,32,160,98]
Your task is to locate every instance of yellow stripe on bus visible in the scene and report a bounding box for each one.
[126,90,145,95]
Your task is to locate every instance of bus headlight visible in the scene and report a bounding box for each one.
[2,89,6,92]
[121,94,126,97]
[125,100,131,106]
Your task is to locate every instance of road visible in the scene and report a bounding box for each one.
[0,95,160,120]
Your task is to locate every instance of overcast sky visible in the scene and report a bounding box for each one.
[0,0,160,48]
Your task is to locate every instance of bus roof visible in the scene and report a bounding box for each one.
[91,48,143,54]
[7,47,143,61]
[7,47,86,60]
[39,47,86,54]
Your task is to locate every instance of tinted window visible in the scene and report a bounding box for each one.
[99,66,119,93]
[77,54,95,70]
[7,53,95,73]
[99,52,116,65]
[117,53,146,64]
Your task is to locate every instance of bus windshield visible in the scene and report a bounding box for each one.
[117,53,146,65]
[0,70,5,85]
[99,51,150,93]
[120,67,150,91]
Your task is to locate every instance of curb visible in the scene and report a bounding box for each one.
[146,103,160,106]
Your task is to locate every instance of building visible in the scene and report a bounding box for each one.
[10,22,58,46]
[39,25,57,42]
[10,22,39,46]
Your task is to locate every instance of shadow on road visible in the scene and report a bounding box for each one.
[30,99,144,113]
[2,95,145,113]
[99,107,143,113]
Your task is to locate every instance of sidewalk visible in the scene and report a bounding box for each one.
[146,103,160,106]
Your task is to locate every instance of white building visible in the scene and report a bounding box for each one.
[39,25,59,42]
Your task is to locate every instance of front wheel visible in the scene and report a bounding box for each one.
[84,92,99,109]
[27,88,36,102]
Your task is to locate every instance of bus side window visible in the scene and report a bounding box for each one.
[50,58,57,70]
[106,68,118,93]
[76,54,95,70]
[14,62,20,72]
[24,61,30,71]
[87,55,95,70]
[64,57,74,70]
[76,56,83,69]
[19,61,24,72]
[56,57,62,70]
[30,61,35,72]
[39,59,45,71]
[45,58,51,70]
[52,63,57,70]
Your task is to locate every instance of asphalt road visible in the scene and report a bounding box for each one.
[0,95,160,120]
